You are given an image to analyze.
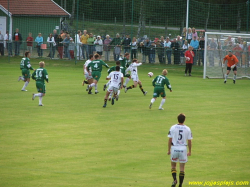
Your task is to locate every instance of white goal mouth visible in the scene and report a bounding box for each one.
[203,32,250,79]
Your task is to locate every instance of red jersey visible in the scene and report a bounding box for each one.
[185,50,194,64]
[223,55,238,67]
[15,33,19,41]
[233,46,242,57]
[26,37,33,46]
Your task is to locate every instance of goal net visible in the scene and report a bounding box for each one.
[204,32,250,79]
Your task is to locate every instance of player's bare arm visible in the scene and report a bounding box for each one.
[168,138,172,155]
[187,139,192,156]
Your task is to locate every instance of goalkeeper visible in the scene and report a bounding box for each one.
[222,50,239,84]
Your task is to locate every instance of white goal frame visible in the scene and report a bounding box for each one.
[203,32,250,79]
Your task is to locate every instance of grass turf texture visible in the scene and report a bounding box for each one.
[0,57,249,187]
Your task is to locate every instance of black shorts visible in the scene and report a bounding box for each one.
[227,66,237,71]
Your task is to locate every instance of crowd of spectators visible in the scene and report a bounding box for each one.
[0,27,250,67]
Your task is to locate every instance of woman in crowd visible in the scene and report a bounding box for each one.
[35,33,43,58]
[131,37,138,59]
[103,35,112,61]
[47,33,56,59]
[57,34,63,59]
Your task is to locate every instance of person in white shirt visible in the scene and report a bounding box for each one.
[94,35,103,57]
[167,113,192,187]
[75,30,82,60]
[4,31,12,56]
[82,54,94,94]
[103,66,123,108]
[124,59,147,96]
[47,33,56,59]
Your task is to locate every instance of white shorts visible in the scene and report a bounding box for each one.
[84,72,93,80]
[131,74,139,82]
[170,146,188,163]
[107,85,119,94]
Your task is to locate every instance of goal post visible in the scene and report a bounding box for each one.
[203,32,250,79]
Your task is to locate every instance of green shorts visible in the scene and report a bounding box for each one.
[36,82,46,94]
[153,87,166,98]
[22,69,30,79]
[92,71,101,81]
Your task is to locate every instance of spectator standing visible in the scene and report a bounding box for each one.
[149,41,156,63]
[171,38,180,64]
[190,36,199,65]
[47,29,58,58]
[208,38,217,67]
[144,38,151,63]
[81,30,89,59]
[110,33,122,61]
[0,31,4,56]
[181,40,189,65]
[186,27,192,44]
[26,32,33,55]
[87,33,95,56]
[227,41,233,52]
[4,31,12,56]
[13,28,22,56]
[184,46,194,76]
[69,38,75,59]
[199,36,205,66]
[62,34,70,59]
[57,35,63,59]
[156,39,165,64]
[35,33,43,58]
[131,37,138,59]
[191,27,198,39]
[47,33,56,59]
[103,35,112,61]
[164,37,172,65]
[122,34,131,54]
[94,35,103,57]
[140,42,146,63]
[233,44,242,66]
[75,30,82,59]
[241,41,248,67]
[181,28,187,45]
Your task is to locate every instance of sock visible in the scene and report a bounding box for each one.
[139,85,145,93]
[104,99,107,104]
[84,80,88,84]
[124,78,130,86]
[90,83,95,88]
[233,75,236,80]
[34,93,43,97]
[20,76,25,81]
[22,81,29,90]
[117,90,120,96]
[225,74,228,81]
[159,98,166,108]
[127,85,135,90]
[179,171,185,186]
[151,98,156,104]
[171,169,177,181]
[39,96,43,105]
[95,84,98,91]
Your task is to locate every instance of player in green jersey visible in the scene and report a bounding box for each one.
[18,51,35,91]
[86,53,109,94]
[149,69,172,110]
[119,52,131,88]
[31,61,49,106]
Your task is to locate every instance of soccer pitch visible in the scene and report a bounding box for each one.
[0,57,249,187]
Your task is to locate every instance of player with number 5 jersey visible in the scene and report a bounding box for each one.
[31,61,49,106]
[149,69,172,110]
[167,113,192,187]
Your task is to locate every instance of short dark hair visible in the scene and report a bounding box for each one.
[116,61,120,65]
[94,53,100,59]
[124,52,129,57]
[25,51,30,57]
[116,66,120,71]
[89,54,94,59]
[177,113,186,124]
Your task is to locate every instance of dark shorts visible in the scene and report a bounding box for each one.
[153,87,166,98]
[227,66,237,71]
[36,82,46,93]
[22,69,30,79]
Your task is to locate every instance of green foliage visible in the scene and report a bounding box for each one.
[0,57,250,186]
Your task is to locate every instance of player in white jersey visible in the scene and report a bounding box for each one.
[103,66,123,108]
[82,54,94,94]
[124,59,147,96]
[167,113,192,187]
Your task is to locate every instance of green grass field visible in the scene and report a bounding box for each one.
[0,57,249,187]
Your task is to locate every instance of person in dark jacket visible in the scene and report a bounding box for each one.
[13,28,22,56]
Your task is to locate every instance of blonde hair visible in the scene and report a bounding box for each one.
[162,69,168,75]
[39,61,45,67]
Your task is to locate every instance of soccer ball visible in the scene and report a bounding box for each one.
[148,72,153,77]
